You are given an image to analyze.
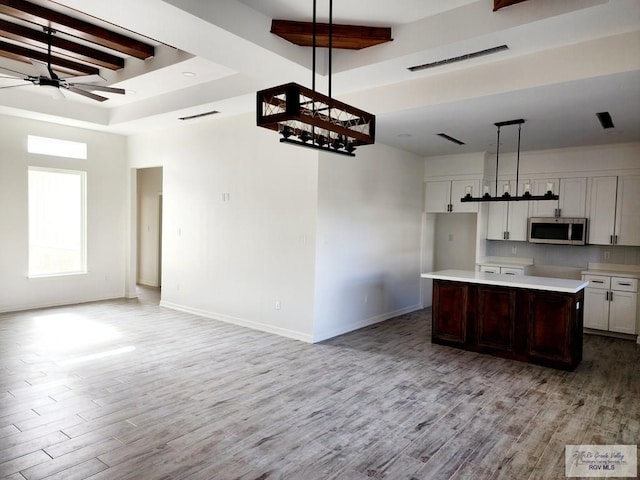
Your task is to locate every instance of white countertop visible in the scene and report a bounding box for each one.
[477,257,534,268]
[581,262,640,279]
[422,269,588,293]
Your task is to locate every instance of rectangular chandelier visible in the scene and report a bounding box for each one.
[256,82,376,157]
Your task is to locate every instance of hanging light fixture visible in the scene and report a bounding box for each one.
[256,0,375,157]
[461,119,559,202]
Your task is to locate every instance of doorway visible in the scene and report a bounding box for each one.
[136,167,163,288]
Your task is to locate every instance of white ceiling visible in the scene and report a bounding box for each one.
[0,0,639,157]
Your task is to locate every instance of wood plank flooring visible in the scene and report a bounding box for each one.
[0,287,638,479]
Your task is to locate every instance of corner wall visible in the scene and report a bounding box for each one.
[313,143,424,342]
[127,113,319,342]
[0,115,128,312]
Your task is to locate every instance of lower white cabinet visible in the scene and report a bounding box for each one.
[582,274,638,335]
[479,265,531,276]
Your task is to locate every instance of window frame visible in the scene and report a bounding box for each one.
[27,166,88,278]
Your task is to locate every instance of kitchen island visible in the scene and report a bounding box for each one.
[421,270,588,370]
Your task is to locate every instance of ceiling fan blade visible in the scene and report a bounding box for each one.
[64,74,105,84]
[67,86,109,102]
[70,83,126,95]
[31,60,52,79]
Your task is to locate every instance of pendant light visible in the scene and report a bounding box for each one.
[461,119,559,202]
[256,0,376,157]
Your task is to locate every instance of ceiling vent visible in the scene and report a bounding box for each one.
[437,133,465,145]
[596,111,615,129]
[179,110,220,121]
[408,45,509,72]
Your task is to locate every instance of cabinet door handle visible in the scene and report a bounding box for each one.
[617,282,631,286]
[557,208,561,217]
[614,235,618,245]
[610,291,614,301]
[610,235,614,245]
[605,291,610,301]
[592,280,604,284]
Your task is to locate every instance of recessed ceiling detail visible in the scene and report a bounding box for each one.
[271,20,392,50]
[408,45,509,72]
[0,0,155,76]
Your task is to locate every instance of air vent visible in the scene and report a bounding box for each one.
[437,133,465,145]
[596,112,614,129]
[408,45,509,72]
[179,110,220,121]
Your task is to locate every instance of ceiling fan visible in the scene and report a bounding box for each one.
[0,27,125,102]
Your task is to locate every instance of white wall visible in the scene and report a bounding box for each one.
[433,213,477,271]
[137,167,163,287]
[127,113,319,342]
[313,143,424,342]
[0,115,127,312]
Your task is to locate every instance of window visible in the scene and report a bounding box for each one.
[27,135,87,160]
[28,167,87,276]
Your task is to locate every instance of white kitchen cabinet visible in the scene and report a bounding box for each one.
[588,175,640,246]
[530,177,586,218]
[424,179,480,213]
[615,176,640,246]
[486,180,529,241]
[584,288,610,330]
[582,274,638,335]
[609,290,638,335]
[478,261,532,276]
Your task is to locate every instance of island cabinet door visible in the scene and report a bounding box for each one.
[476,286,516,351]
[432,281,469,345]
[526,291,581,369]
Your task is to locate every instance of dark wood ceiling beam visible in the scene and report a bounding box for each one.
[271,20,392,50]
[0,0,154,59]
[0,19,124,70]
[494,0,529,11]
[0,39,98,76]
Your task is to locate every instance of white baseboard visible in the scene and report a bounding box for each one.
[159,301,314,343]
[312,304,422,343]
[0,292,126,314]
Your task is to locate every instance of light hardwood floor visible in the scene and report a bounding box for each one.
[0,287,638,480]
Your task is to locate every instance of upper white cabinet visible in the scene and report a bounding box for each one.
[530,177,587,218]
[615,176,640,246]
[486,180,530,241]
[424,179,480,213]
[589,176,618,245]
[588,176,640,246]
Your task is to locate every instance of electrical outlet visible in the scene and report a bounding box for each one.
[275,301,281,310]
[604,250,610,260]
[512,246,517,255]
[448,234,454,241]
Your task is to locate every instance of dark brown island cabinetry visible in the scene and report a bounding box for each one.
[431,279,584,370]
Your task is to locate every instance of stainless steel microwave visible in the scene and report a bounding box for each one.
[528,217,588,245]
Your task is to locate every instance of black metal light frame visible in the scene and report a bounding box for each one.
[461,119,559,202]
[256,0,375,157]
